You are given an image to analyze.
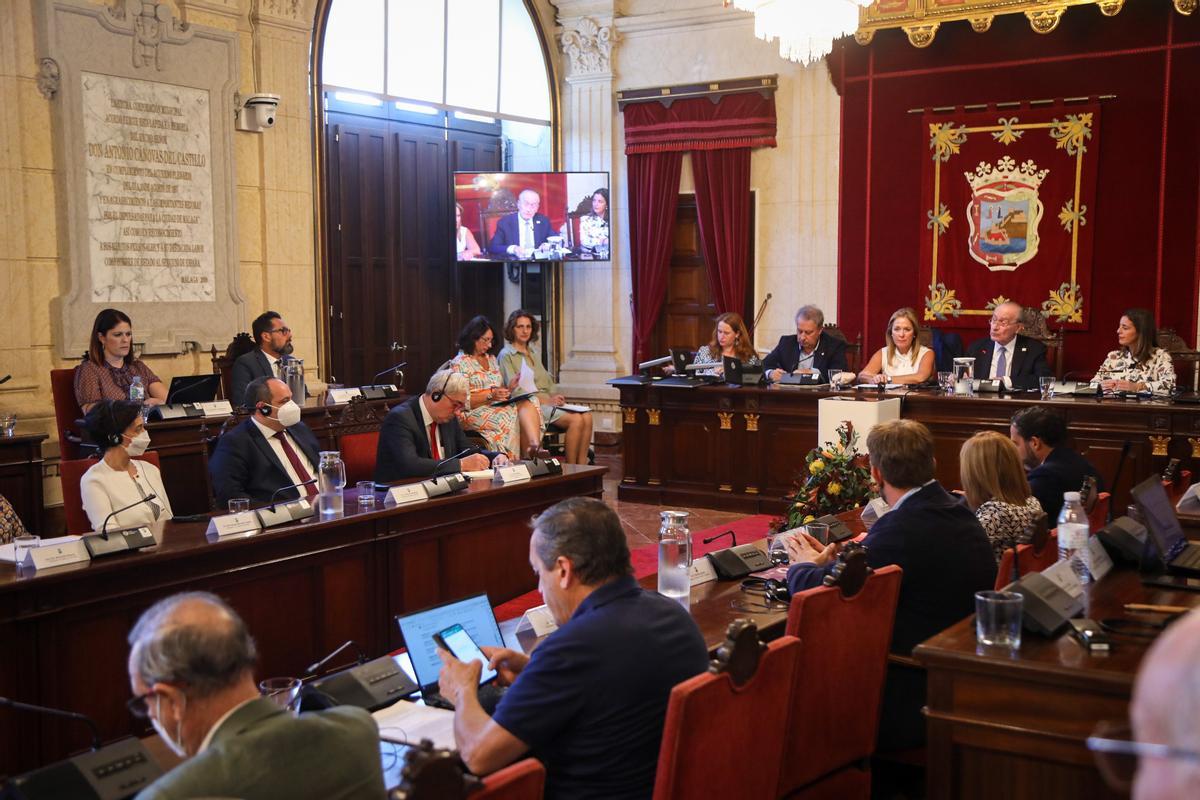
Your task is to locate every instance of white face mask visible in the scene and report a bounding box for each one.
[273,399,302,428]
[153,694,187,758]
[124,430,151,457]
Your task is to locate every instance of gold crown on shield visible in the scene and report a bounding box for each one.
[964,156,1049,191]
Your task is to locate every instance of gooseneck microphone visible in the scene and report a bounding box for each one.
[431,447,478,480]
[266,479,318,511]
[1107,440,1131,524]
[306,640,368,676]
[0,696,101,751]
[703,529,736,546]
[99,494,158,540]
[372,361,408,383]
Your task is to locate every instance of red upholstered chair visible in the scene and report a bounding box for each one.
[1164,470,1192,506]
[475,758,546,800]
[779,548,903,798]
[50,367,89,459]
[995,530,1060,590]
[339,431,380,486]
[653,621,800,800]
[387,741,544,800]
[60,452,162,535]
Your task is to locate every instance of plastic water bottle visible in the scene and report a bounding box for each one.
[657,510,692,607]
[129,376,146,403]
[317,451,346,516]
[1057,491,1091,584]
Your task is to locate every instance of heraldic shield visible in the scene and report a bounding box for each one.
[965,157,1047,271]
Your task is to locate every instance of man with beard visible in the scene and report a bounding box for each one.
[231,311,305,407]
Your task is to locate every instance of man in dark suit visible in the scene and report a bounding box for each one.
[784,419,995,749]
[966,301,1054,390]
[209,377,322,506]
[1011,406,1102,521]
[374,370,504,483]
[128,591,386,800]
[230,310,305,408]
[763,305,849,381]
[488,189,553,259]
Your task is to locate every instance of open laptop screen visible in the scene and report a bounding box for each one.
[394,594,503,691]
[1131,475,1186,560]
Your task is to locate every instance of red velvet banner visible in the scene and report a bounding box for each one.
[918,103,1100,329]
[622,92,777,154]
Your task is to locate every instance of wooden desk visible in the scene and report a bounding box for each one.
[614,382,1200,514]
[0,465,604,776]
[0,431,46,534]
[915,569,1200,800]
[144,396,397,515]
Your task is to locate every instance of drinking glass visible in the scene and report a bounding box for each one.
[259,677,302,714]
[1040,376,1055,400]
[767,533,790,565]
[0,414,16,436]
[13,535,39,568]
[937,371,954,395]
[228,497,251,514]
[805,521,831,547]
[975,591,1023,650]
[357,481,376,509]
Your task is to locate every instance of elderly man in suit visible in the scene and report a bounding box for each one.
[230,311,305,407]
[374,370,506,483]
[209,377,322,506]
[784,419,995,750]
[488,189,552,259]
[763,305,849,382]
[127,591,385,800]
[966,301,1054,390]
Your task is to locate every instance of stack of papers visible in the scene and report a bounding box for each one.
[372,700,456,749]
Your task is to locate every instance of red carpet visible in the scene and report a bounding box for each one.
[492,513,776,621]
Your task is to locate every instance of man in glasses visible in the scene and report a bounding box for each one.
[965,301,1054,390]
[231,310,304,407]
[127,591,385,800]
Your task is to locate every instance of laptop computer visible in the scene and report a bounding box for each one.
[669,348,695,374]
[165,374,222,404]
[722,356,764,387]
[1131,475,1200,577]
[394,593,507,712]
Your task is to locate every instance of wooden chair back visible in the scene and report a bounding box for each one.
[652,621,801,800]
[388,740,544,800]
[822,324,863,373]
[780,550,903,797]
[210,332,256,402]
[60,451,163,534]
[1157,327,1199,391]
[1019,307,1065,377]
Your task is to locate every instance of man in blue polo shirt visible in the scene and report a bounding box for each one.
[437,497,708,799]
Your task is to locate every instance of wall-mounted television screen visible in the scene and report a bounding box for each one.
[453,171,610,263]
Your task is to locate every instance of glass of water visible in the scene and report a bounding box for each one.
[356,481,376,510]
[259,677,302,714]
[975,591,1023,650]
[1040,376,1055,400]
[13,535,39,568]
[937,371,954,395]
[228,497,250,514]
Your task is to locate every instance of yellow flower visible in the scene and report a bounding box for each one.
[809,459,825,474]
[803,515,816,524]
[828,482,842,496]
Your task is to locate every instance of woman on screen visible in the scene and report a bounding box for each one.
[451,316,542,459]
[455,202,482,261]
[578,188,609,252]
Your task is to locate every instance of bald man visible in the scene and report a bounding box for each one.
[966,301,1054,390]
[488,189,552,259]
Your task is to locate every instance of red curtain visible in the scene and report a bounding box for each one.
[623,92,777,154]
[692,148,751,315]
[628,150,683,364]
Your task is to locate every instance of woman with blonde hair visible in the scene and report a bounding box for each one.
[959,430,1044,563]
[692,312,760,377]
[858,307,935,385]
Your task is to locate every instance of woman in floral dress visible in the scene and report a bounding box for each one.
[1093,308,1176,395]
[451,316,542,459]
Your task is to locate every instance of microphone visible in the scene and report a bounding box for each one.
[266,479,318,511]
[431,447,478,480]
[703,529,736,546]
[99,494,158,540]
[306,640,367,676]
[372,361,408,383]
[0,696,101,751]
[638,355,671,371]
[1108,440,1131,524]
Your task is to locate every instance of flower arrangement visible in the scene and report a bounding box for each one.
[773,421,876,532]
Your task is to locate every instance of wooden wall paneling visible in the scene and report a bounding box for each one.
[0,434,46,534]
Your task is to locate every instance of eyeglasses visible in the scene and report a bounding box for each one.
[269,327,291,335]
[989,317,1018,327]
[1087,722,1200,790]
[126,690,159,719]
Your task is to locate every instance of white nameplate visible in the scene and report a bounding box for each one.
[196,400,234,417]
[1177,483,1200,513]
[1087,536,1114,581]
[385,483,428,506]
[493,464,532,484]
[23,540,92,572]
[327,387,363,404]
[206,512,262,538]
[517,604,560,637]
[688,557,717,587]
[1042,558,1085,598]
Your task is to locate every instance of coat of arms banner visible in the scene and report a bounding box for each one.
[919,102,1100,329]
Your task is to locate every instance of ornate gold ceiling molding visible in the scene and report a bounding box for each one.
[856,0,1194,49]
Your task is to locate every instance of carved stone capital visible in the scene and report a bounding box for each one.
[37,58,61,100]
[559,16,615,78]
[104,0,192,71]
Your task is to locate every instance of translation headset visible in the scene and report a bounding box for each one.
[430,373,453,403]
[105,401,123,447]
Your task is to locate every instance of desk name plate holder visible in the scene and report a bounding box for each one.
[154,399,234,420]
[19,540,92,572]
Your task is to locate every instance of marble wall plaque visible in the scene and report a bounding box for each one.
[82,72,216,303]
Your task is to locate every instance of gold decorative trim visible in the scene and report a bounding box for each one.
[647,409,661,426]
[719,484,733,492]
[904,23,939,48]
[1025,8,1065,33]
[717,412,733,430]
[1098,1,1125,16]
[745,486,760,495]
[1149,435,1171,457]
[1174,0,1196,14]
[648,478,662,486]
[1189,437,1200,459]
[622,407,637,425]
[970,16,993,32]
[744,413,760,432]
[621,477,636,484]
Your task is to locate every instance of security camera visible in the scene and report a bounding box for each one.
[236,93,280,133]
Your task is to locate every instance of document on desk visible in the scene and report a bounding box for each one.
[373,700,456,750]
[0,535,81,563]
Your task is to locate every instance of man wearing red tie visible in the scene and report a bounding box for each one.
[208,377,323,506]
[373,370,506,483]
[966,301,1054,390]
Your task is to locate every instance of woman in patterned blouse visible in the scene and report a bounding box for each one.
[1094,307,1176,395]
[0,493,27,544]
[692,312,761,377]
[960,431,1046,564]
[74,308,167,413]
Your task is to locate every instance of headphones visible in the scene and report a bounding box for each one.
[740,577,790,604]
[430,372,453,403]
[105,402,123,447]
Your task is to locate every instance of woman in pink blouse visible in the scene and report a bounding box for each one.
[73,308,166,412]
